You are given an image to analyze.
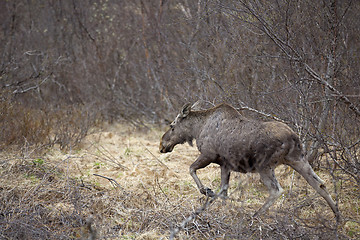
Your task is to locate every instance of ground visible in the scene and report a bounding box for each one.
[0,123,359,239]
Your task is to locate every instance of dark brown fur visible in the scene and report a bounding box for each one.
[160,103,339,219]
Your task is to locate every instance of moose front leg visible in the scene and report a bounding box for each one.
[189,154,215,197]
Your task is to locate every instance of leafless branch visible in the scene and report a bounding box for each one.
[93,173,122,189]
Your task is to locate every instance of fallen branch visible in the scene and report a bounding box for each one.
[93,174,122,189]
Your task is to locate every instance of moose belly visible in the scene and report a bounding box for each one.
[225,154,257,173]
[220,141,281,173]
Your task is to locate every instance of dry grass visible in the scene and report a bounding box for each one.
[0,123,359,239]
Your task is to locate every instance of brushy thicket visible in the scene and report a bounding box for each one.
[1,0,359,174]
[0,91,98,151]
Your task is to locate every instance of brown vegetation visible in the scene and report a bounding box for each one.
[0,125,359,239]
[0,0,359,239]
[0,91,97,150]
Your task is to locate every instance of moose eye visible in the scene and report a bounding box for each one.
[170,124,175,131]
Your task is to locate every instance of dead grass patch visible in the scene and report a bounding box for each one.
[0,124,358,239]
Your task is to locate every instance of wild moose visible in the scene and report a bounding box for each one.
[159,103,339,219]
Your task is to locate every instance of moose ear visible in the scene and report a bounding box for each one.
[180,103,192,118]
[191,101,201,111]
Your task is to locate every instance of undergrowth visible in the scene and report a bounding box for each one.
[0,118,358,239]
[0,91,98,151]
[0,154,357,239]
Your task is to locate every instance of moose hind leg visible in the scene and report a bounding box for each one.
[254,168,284,217]
[289,160,339,218]
[219,165,231,199]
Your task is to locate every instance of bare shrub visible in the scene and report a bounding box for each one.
[0,92,51,150]
[49,105,98,150]
[0,91,98,151]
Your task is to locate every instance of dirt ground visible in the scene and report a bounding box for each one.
[0,123,359,239]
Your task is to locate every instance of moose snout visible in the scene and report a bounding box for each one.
[159,144,169,153]
[159,142,166,153]
[159,141,173,153]
[159,145,165,153]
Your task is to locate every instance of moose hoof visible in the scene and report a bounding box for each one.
[219,193,228,200]
[200,187,215,197]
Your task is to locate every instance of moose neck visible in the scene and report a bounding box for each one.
[185,111,209,140]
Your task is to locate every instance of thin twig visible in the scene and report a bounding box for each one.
[236,105,287,123]
[141,143,172,171]
[169,188,226,239]
[84,143,128,170]
[93,173,122,189]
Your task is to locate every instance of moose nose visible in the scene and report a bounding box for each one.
[159,143,165,153]
[159,144,169,153]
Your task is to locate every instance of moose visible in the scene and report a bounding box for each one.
[159,103,339,219]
